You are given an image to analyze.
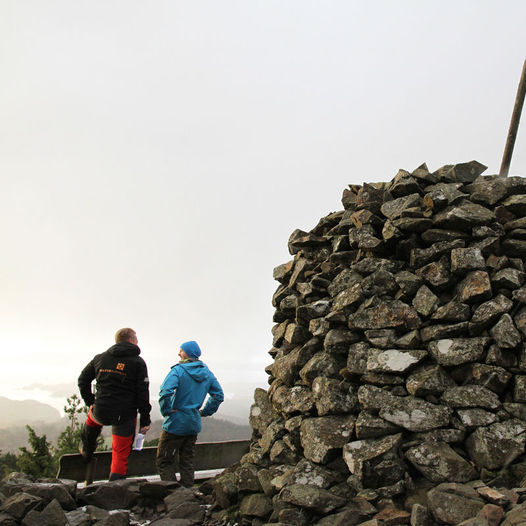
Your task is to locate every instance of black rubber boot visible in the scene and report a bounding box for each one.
[109,472,126,481]
[79,424,101,463]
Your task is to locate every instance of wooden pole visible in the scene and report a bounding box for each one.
[500,59,526,177]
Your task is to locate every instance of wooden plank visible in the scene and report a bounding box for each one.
[500,59,526,177]
[58,439,250,483]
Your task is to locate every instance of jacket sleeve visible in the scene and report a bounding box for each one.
[200,375,224,417]
[136,358,152,427]
[78,360,96,407]
[159,367,180,417]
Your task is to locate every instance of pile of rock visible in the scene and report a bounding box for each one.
[0,471,209,525]
[209,162,526,525]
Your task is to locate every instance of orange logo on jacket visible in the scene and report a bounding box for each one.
[116,363,125,371]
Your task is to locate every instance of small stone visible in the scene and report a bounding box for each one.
[416,260,451,290]
[492,268,525,289]
[406,365,456,396]
[490,313,522,348]
[428,338,488,366]
[355,411,402,439]
[431,301,471,322]
[279,484,346,514]
[420,322,470,342]
[441,385,500,410]
[300,415,355,464]
[457,270,493,304]
[367,349,427,374]
[465,419,526,470]
[406,442,477,483]
[434,201,495,230]
[427,483,485,525]
[450,247,486,274]
[349,300,421,330]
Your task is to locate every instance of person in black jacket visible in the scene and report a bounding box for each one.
[78,328,151,480]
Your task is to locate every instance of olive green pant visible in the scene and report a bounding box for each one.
[156,429,197,487]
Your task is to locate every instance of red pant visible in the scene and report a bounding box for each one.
[86,408,135,476]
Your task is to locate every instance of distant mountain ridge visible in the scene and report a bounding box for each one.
[0,396,61,428]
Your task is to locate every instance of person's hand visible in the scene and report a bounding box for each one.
[139,425,150,434]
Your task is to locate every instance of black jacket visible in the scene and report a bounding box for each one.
[78,342,151,427]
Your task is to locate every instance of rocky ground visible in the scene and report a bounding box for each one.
[3,471,526,525]
[0,471,211,525]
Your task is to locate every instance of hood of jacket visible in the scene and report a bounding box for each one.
[176,361,209,382]
[107,341,141,357]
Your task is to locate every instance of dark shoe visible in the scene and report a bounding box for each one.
[109,472,126,481]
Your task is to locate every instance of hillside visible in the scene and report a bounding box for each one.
[0,396,61,428]
[0,416,251,453]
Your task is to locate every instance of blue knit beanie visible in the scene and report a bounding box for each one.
[180,340,202,360]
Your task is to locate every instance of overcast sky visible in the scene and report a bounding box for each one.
[1,1,525,419]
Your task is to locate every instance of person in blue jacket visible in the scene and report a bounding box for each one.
[156,340,224,486]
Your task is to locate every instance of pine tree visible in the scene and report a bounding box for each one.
[55,394,86,458]
[17,426,56,478]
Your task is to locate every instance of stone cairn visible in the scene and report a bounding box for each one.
[208,162,526,526]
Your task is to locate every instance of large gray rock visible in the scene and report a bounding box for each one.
[502,501,526,526]
[357,385,397,412]
[433,201,494,230]
[0,492,43,521]
[349,300,421,330]
[272,343,318,386]
[299,352,342,385]
[455,363,512,394]
[14,482,76,511]
[313,497,377,526]
[22,499,72,526]
[381,193,422,220]
[427,483,485,525]
[440,385,501,410]
[236,464,263,493]
[300,415,355,464]
[259,420,286,454]
[164,487,203,523]
[311,377,357,415]
[450,247,485,274]
[412,285,439,316]
[405,442,477,483]
[379,395,452,432]
[457,270,493,304]
[406,364,456,396]
[77,481,141,511]
[490,313,522,348]
[324,329,360,354]
[366,348,427,374]
[287,459,344,489]
[355,411,401,439]
[347,342,370,375]
[470,294,514,330]
[456,408,497,427]
[279,484,346,514]
[431,301,471,322]
[274,385,315,415]
[428,338,488,366]
[465,419,526,470]
[343,434,404,488]
[212,472,238,509]
[239,493,273,518]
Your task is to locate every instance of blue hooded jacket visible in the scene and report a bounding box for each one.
[159,360,224,436]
